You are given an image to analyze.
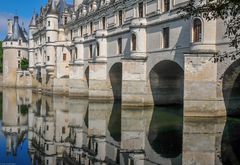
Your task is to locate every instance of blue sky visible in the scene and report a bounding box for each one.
[0,0,72,40]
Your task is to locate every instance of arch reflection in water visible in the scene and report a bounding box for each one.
[84,101,121,165]
[121,105,183,165]
[0,89,31,164]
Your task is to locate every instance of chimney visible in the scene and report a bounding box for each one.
[7,19,13,36]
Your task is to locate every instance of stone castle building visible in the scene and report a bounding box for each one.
[2,16,31,87]
[3,0,240,117]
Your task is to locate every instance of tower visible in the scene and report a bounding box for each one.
[2,16,28,87]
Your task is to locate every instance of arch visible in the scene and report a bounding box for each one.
[109,62,122,100]
[193,18,202,42]
[222,59,240,116]
[149,60,184,105]
[131,33,136,51]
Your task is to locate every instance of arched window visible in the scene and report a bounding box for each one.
[132,33,136,51]
[193,18,202,42]
[96,42,100,56]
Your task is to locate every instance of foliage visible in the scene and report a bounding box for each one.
[0,41,3,73]
[0,93,2,120]
[179,0,240,60]
[20,58,29,70]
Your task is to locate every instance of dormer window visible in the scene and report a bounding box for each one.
[64,17,68,25]
[18,39,22,46]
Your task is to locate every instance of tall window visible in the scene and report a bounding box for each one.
[90,22,93,34]
[48,21,50,27]
[102,17,106,29]
[193,18,202,42]
[163,27,169,48]
[132,34,136,51]
[139,2,143,18]
[164,0,170,12]
[18,50,21,57]
[70,30,73,40]
[48,36,50,42]
[63,53,67,61]
[75,47,78,59]
[62,127,65,134]
[89,44,93,58]
[96,42,100,56]
[119,10,123,26]
[80,26,83,37]
[118,38,122,54]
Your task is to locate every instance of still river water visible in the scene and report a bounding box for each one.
[0,88,239,165]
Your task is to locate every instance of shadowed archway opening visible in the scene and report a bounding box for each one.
[223,59,240,117]
[109,63,122,100]
[149,60,184,106]
[85,66,89,87]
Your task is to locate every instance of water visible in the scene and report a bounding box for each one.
[0,89,239,165]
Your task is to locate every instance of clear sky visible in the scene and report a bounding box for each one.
[0,0,72,40]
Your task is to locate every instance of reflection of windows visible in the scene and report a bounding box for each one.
[163,27,169,48]
[132,34,136,51]
[118,38,122,54]
[139,2,143,18]
[193,18,202,42]
[164,0,170,12]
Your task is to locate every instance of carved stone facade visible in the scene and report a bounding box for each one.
[2,0,237,116]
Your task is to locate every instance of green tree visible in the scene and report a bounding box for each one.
[21,58,29,70]
[0,41,3,73]
[180,0,240,60]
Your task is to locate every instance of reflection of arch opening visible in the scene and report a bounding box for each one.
[85,66,89,87]
[150,60,184,105]
[222,59,240,116]
[148,106,183,158]
[109,63,122,100]
[108,101,121,142]
[221,118,240,164]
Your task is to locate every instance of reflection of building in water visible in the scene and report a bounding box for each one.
[2,89,31,156]
[28,94,88,164]
[182,117,226,165]
[121,106,183,165]
[82,101,121,165]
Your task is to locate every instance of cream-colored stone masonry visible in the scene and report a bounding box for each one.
[18,0,239,117]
